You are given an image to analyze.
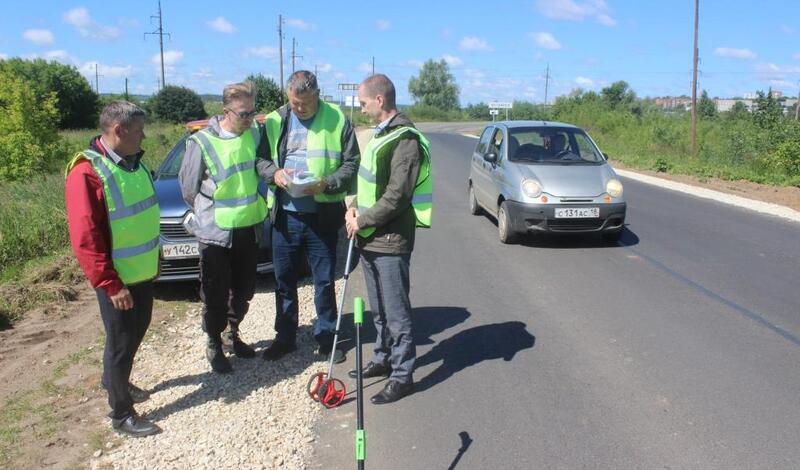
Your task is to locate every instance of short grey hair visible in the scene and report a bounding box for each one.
[100,100,146,131]
[361,74,396,109]
[287,70,319,94]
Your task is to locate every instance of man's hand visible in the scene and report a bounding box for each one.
[110,288,134,311]
[273,169,289,189]
[345,207,360,239]
[303,179,327,195]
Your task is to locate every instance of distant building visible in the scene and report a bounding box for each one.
[656,91,797,114]
[654,96,692,110]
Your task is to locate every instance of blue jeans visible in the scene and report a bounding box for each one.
[272,210,338,348]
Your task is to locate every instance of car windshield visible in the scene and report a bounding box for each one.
[507,127,604,164]
[156,135,189,178]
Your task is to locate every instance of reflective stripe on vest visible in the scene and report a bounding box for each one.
[65,150,160,285]
[264,101,347,208]
[188,123,267,229]
[356,126,433,238]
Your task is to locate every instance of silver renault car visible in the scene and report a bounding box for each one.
[468,121,626,244]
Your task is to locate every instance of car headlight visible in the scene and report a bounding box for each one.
[606,179,623,198]
[521,179,542,198]
[182,212,195,235]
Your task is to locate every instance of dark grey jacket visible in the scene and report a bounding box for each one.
[268,102,360,233]
[355,112,424,254]
[178,115,273,248]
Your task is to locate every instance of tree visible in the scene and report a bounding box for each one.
[0,58,98,129]
[408,59,460,110]
[150,85,207,123]
[0,70,63,181]
[697,89,717,119]
[726,101,750,120]
[245,73,284,113]
[752,89,783,129]
[600,80,636,109]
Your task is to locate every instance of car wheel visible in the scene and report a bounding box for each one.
[468,185,482,215]
[498,201,517,244]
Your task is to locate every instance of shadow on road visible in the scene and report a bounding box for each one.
[414,321,535,394]
[515,225,640,249]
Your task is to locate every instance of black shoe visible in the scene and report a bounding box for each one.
[222,330,256,358]
[206,339,232,373]
[316,347,346,364]
[128,383,150,404]
[348,361,391,379]
[261,341,297,361]
[111,414,161,437]
[370,380,414,405]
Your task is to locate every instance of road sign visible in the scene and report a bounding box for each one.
[322,95,334,101]
[489,109,499,115]
[338,83,359,91]
[345,96,361,108]
[489,101,513,109]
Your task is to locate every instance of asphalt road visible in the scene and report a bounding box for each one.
[311,131,800,470]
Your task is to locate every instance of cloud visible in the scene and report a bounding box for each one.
[714,47,756,60]
[152,50,183,66]
[781,24,796,35]
[464,68,485,79]
[119,18,140,28]
[63,7,120,40]
[531,32,561,50]
[43,50,77,64]
[193,68,214,79]
[793,52,800,60]
[0,53,8,60]
[316,63,333,73]
[536,0,616,27]
[459,36,493,52]
[357,62,373,73]
[22,29,55,46]
[287,18,315,31]
[245,46,279,60]
[754,62,800,82]
[442,54,463,67]
[207,17,236,34]
[575,76,594,87]
[376,19,391,30]
[80,61,133,78]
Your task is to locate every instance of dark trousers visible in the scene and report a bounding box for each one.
[97,281,153,420]
[199,227,258,340]
[272,210,338,348]
[361,251,415,384]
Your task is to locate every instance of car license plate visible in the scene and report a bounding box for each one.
[161,242,199,259]
[554,207,600,218]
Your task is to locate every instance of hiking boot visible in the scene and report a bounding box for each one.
[111,413,161,437]
[222,329,256,358]
[261,341,297,361]
[206,338,232,373]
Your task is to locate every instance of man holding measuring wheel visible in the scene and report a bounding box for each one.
[345,74,432,405]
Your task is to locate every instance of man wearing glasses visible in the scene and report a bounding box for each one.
[179,81,272,373]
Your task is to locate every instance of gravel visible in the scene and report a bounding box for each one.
[91,279,342,469]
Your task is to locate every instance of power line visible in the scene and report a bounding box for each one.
[145,0,170,89]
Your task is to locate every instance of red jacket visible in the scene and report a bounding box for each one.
[65,137,141,296]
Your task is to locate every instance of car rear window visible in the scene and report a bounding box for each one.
[508,127,604,164]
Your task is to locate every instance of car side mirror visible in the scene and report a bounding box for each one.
[602,152,610,161]
[484,152,497,163]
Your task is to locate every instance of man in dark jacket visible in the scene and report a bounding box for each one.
[261,71,360,363]
[345,74,432,404]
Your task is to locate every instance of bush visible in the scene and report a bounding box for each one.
[0,70,64,181]
[406,103,465,122]
[150,85,207,123]
[0,58,98,129]
[246,74,285,114]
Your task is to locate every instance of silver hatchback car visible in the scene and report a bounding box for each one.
[468,121,626,243]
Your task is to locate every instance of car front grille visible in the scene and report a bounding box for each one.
[547,218,605,231]
[159,257,200,279]
[160,222,191,240]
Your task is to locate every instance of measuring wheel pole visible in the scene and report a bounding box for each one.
[354,296,366,469]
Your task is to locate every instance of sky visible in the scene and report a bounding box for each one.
[2,0,800,105]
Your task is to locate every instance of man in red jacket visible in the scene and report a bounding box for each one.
[65,101,161,437]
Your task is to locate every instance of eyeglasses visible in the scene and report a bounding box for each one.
[225,108,257,120]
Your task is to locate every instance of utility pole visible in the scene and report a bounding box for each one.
[278,15,285,95]
[145,0,170,88]
[691,0,699,156]
[543,63,551,107]
[372,56,375,75]
[94,63,100,93]
[291,37,303,73]
[124,77,129,100]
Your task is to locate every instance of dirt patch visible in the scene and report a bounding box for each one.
[612,161,800,212]
[0,280,189,469]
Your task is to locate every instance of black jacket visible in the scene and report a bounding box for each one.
[263,102,360,232]
[356,112,424,254]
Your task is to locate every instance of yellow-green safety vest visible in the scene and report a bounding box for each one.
[188,123,268,229]
[356,126,432,238]
[264,101,347,208]
[65,150,160,285]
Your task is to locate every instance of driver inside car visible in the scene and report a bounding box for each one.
[544,133,567,156]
